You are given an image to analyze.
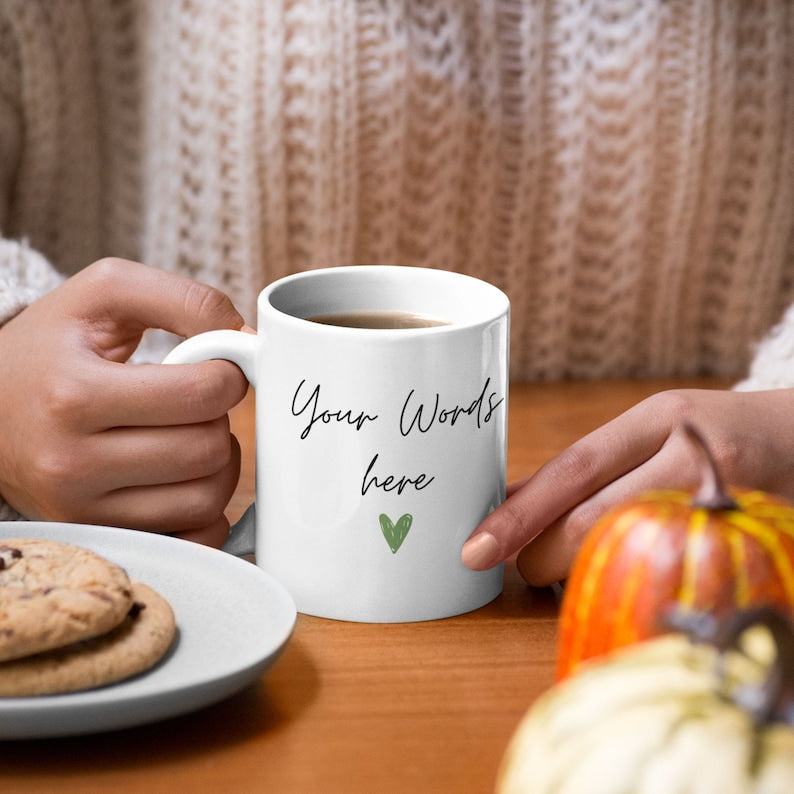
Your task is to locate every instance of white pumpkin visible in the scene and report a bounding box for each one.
[497,609,794,794]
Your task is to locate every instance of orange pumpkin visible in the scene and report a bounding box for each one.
[557,424,794,680]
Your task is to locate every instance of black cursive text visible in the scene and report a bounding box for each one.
[399,377,504,437]
[291,380,378,440]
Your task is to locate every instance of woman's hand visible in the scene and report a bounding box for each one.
[462,388,794,586]
[0,258,249,547]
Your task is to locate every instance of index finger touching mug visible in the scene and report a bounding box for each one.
[165,265,510,622]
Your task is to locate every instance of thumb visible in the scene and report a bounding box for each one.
[67,259,245,359]
[75,258,244,335]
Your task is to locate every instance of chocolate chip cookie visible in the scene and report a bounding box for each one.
[0,581,176,696]
[0,537,134,662]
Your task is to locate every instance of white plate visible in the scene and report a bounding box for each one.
[0,521,296,740]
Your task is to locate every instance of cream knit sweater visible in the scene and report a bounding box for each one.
[1,0,793,386]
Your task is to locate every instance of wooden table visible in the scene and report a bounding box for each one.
[4,377,728,793]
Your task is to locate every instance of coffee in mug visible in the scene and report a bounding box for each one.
[307,310,450,329]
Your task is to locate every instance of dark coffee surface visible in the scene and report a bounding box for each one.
[307,310,450,329]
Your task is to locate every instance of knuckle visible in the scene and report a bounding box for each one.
[29,449,67,482]
[84,257,125,286]
[43,374,89,425]
[707,434,744,479]
[183,281,240,329]
[184,363,245,417]
[499,498,527,535]
[190,421,233,472]
[169,449,237,531]
[179,488,226,529]
[645,390,744,480]
[564,502,605,541]
[206,421,234,463]
[186,368,232,416]
[552,443,600,492]
[27,451,79,511]
[645,389,697,423]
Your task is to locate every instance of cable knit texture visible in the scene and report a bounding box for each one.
[735,303,794,391]
[0,238,63,324]
[0,0,792,387]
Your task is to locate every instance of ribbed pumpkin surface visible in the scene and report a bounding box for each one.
[557,488,794,679]
[499,631,794,794]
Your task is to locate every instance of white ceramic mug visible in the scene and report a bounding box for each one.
[164,266,509,622]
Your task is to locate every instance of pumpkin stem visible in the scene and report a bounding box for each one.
[721,607,794,727]
[670,606,794,726]
[682,422,738,511]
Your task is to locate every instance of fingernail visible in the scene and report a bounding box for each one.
[461,532,500,570]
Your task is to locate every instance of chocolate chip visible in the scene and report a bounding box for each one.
[128,602,146,619]
[0,546,22,571]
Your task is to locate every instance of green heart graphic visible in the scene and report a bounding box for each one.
[379,513,413,554]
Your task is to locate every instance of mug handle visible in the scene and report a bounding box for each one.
[163,329,259,556]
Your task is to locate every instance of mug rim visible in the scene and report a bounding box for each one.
[259,265,510,334]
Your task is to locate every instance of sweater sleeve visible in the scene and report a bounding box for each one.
[0,237,65,520]
[0,237,65,325]
[734,302,794,392]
